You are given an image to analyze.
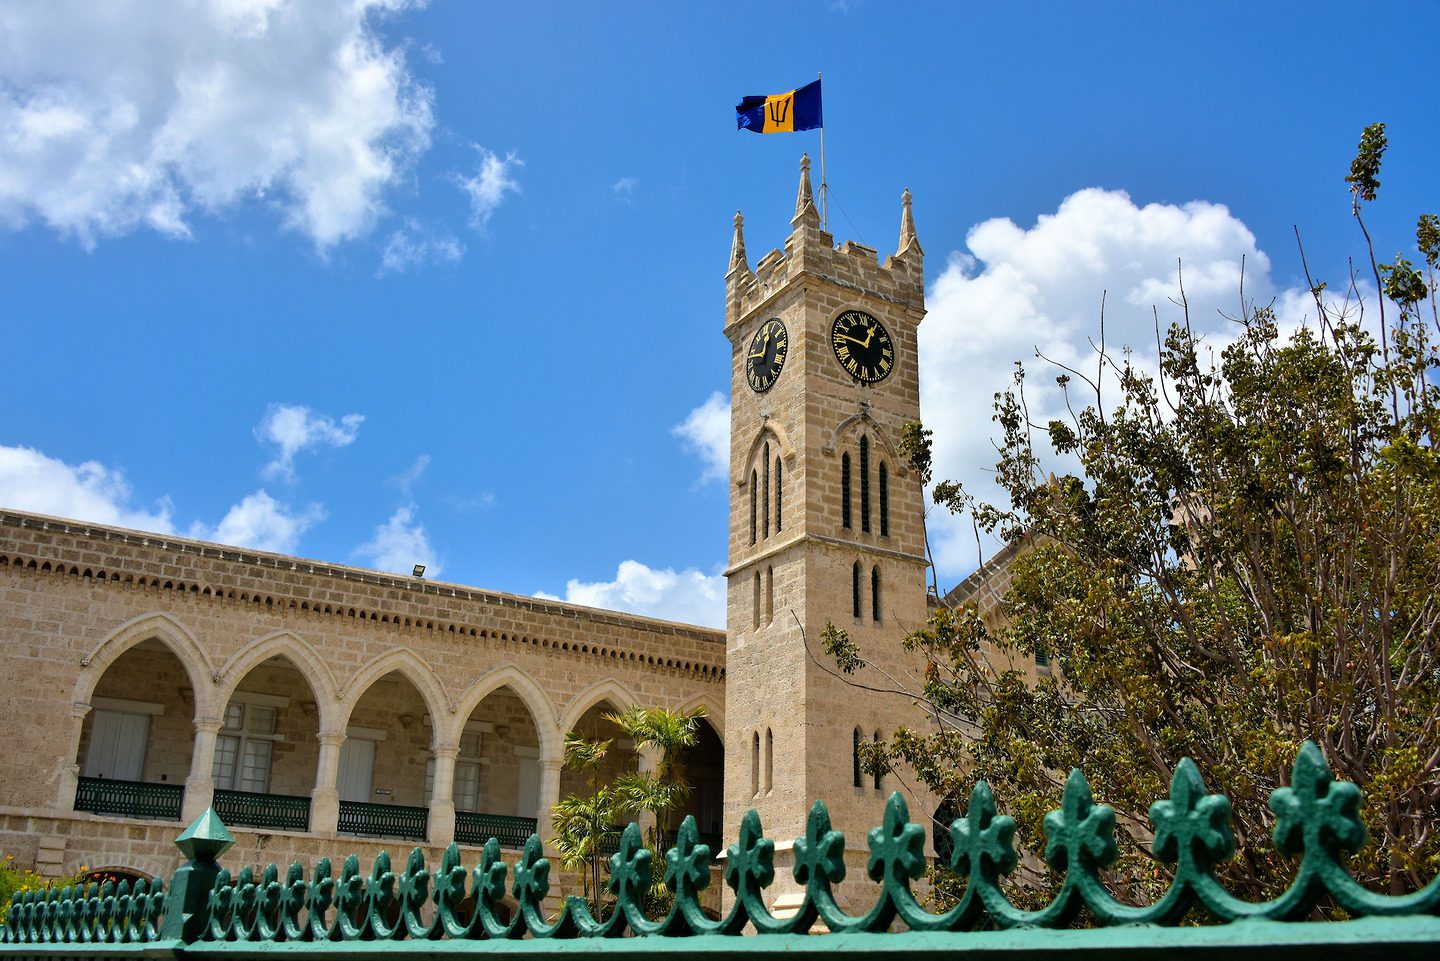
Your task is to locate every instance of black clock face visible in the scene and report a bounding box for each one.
[745,318,788,392]
[830,309,894,383]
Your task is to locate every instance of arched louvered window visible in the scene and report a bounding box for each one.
[751,732,760,797]
[775,456,783,532]
[853,728,863,787]
[764,728,774,794]
[762,442,771,538]
[860,435,871,533]
[841,453,852,529]
[765,566,774,624]
[750,470,758,545]
[752,571,761,630]
[852,562,862,619]
[873,731,883,789]
[871,565,881,623]
[879,461,889,537]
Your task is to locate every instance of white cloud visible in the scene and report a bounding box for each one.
[0,0,434,248]
[919,187,1298,581]
[612,176,639,203]
[0,445,174,532]
[674,392,730,483]
[256,404,364,481]
[555,560,726,628]
[388,454,431,494]
[189,489,324,554]
[378,221,464,276]
[458,147,522,227]
[355,503,440,576]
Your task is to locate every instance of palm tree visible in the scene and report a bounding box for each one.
[550,787,619,913]
[602,705,707,851]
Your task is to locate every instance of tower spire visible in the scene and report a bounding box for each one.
[791,154,820,228]
[728,210,751,277]
[898,187,923,256]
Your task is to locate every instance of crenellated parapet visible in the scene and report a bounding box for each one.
[725,156,925,333]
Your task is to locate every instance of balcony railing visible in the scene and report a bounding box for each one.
[454,811,537,848]
[660,827,723,860]
[213,788,311,832]
[74,776,183,821]
[337,800,428,841]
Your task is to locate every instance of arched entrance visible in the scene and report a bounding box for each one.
[211,654,323,832]
[74,639,196,821]
[337,670,436,841]
[670,716,724,852]
[450,685,544,848]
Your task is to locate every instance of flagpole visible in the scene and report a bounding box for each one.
[817,71,828,231]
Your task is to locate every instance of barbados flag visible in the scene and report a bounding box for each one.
[736,79,823,133]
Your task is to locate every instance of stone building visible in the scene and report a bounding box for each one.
[0,159,1029,898]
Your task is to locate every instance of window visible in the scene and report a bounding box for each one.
[764,728,774,794]
[860,435,871,533]
[1036,646,1051,668]
[775,457,783,532]
[750,470,758,545]
[213,699,282,794]
[751,732,760,798]
[879,462,889,537]
[752,571,762,629]
[763,443,771,538]
[852,728,863,787]
[872,731,883,790]
[871,566,881,623]
[852,562,862,619]
[426,728,483,812]
[765,566,774,624]
[841,453,852,529]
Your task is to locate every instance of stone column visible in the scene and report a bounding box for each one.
[181,717,222,822]
[537,754,564,855]
[428,743,458,846]
[57,702,90,815]
[310,731,345,836]
[636,746,662,844]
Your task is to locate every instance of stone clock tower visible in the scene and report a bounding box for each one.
[722,157,931,894]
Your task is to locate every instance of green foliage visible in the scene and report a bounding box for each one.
[876,124,1440,903]
[551,705,707,916]
[0,856,89,926]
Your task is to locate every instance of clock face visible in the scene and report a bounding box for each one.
[745,318,788,392]
[830,309,894,384]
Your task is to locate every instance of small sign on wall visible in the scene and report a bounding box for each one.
[373,788,392,796]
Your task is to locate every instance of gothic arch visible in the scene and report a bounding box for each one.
[74,612,217,717]
[736,420,795,487]
[823,411,904,470]
[677,692,724,734]
[451,665,563,761]
[339,648,452,734]
[216,631,342,732]
[558,677,641,735]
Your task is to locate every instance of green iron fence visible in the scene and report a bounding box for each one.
[74,776,184,821]
[212,789,310,833]
[7,742,1439,959]
[454,811,536,848]
[336,800,427,841]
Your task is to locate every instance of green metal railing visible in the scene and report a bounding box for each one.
[337,799,428,841]
[212,789,310,832]
[661,827,722,860]
[455,811,537,848]
[74,776,183,821]
[7,743,1438,958]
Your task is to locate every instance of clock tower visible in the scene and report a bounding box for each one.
[722,156,931,895]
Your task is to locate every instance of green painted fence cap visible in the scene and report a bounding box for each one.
[175,807,234,860]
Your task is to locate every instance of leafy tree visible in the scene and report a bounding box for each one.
[549,706,707,914]
[833,122,1440,902]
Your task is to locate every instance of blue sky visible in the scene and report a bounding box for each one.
[3,0,1437,628]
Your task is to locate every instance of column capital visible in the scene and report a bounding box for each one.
[317,731,347,747]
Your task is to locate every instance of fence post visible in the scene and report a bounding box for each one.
[160,808,234,944]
